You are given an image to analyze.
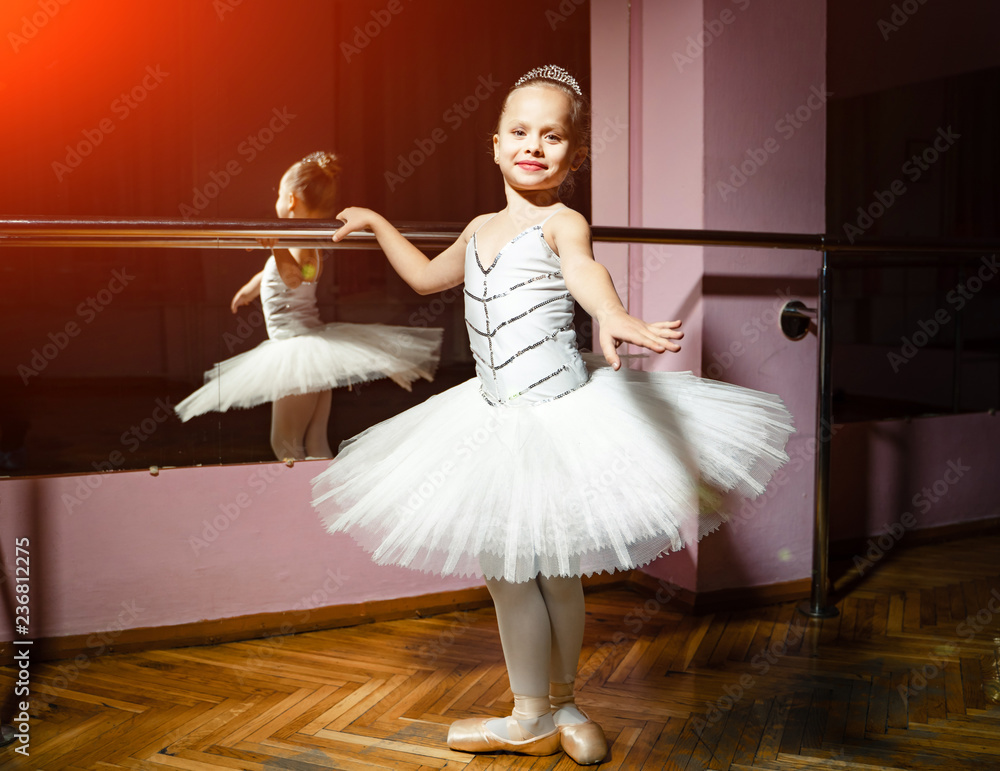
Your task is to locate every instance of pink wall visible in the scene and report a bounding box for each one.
[629,0,706,370]
[697,0,826,592]
[0,462,482,641]
[636,0,708,592]
[830,413,1000,542]
[591,0,826,593]
[590,0,631,309]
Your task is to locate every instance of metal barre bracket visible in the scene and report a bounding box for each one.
[780,300,817,341]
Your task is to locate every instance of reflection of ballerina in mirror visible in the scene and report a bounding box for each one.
[174,152,443,461]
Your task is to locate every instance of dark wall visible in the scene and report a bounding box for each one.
[825,1,1000,420]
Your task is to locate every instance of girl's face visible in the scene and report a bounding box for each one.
[493,85,587,194]
[274,172,297,218]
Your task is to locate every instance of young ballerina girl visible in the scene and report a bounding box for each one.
[175,151,443,461]
[312,67,794,763]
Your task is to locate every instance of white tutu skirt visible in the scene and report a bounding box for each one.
[175,323,443,421]
[312,362,794,582]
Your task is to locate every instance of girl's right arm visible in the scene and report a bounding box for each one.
[334,207,482,295]
[231,270,263,313]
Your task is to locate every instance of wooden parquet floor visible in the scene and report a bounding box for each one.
[2,535,1000,770]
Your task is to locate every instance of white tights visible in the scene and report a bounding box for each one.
[484,574,588,738]
[270,390,332,461]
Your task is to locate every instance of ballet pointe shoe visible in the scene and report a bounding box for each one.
[550,681,608,765]
[446,717,561,756]
[558,711,608,765]
[448,694,560,756]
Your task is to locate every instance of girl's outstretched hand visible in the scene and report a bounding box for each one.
[598,311,683,370]
[231,284,256,314]
[332,207,377,242]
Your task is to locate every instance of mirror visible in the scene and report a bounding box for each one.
[0,0,592,476]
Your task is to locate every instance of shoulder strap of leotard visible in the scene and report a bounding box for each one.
[539,206,568,229]
[474,213,499,235]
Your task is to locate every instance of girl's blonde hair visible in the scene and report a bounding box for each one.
[284,151,341,216]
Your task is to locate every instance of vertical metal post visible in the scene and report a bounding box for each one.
[800,249,839,618]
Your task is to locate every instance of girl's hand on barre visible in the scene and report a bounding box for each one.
[332,207,378,242]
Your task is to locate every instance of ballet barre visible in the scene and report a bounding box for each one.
[2,215,994,621]
[0,216,460,250]
[1,217,996,253]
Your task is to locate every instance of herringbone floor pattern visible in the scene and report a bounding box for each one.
[2,535,999,769]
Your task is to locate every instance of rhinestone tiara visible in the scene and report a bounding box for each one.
[301,151,340,178]
[515,65,582,96]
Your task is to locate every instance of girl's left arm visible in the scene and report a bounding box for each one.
[555,211,683,370]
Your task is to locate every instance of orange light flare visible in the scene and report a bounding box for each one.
[0,2,193,206]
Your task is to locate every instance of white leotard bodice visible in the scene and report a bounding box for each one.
[464,211,590,407]
[260,255,323,340]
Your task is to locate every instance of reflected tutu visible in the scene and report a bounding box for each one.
[312,361,793,582]
[174,322,443,421]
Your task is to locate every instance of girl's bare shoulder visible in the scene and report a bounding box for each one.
[459,212,500,242]
[546,207,591,242]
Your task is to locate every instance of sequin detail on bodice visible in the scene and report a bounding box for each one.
[464,217,590,407]
[260,255,323,340]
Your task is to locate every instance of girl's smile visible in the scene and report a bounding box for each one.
[493,85,587,196]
